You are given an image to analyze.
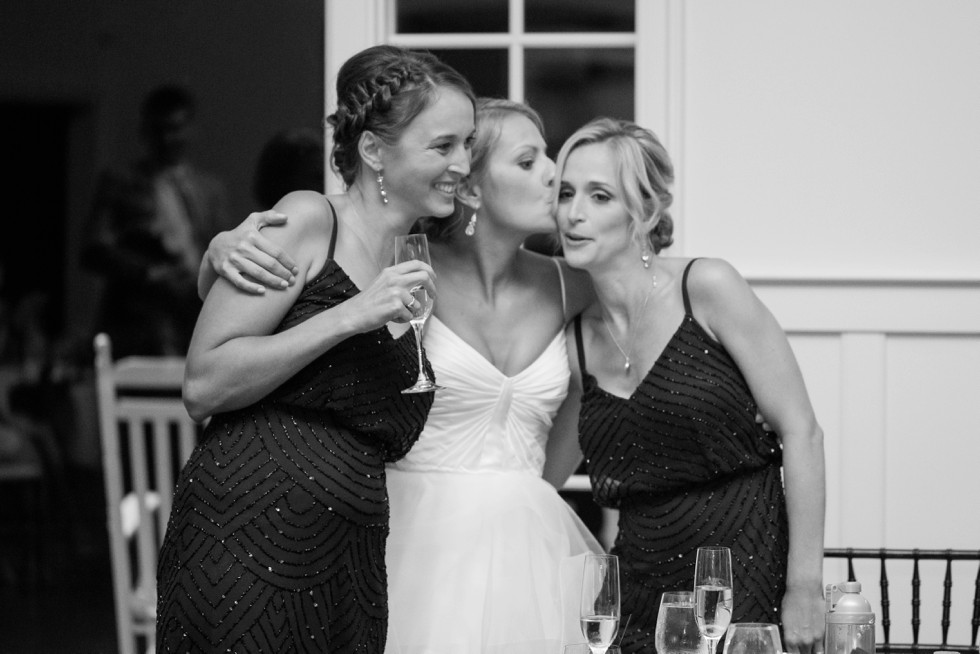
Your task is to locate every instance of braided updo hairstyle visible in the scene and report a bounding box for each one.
[325,45,475,188]
[555,117,675,254]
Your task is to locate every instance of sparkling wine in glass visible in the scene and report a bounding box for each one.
[656,591,707,654]
[694,546,734,654]
[394,234,440,393]
[579,553,620,654]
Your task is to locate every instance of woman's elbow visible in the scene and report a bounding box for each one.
[183,374,219,423]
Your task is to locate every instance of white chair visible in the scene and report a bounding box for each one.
[94,333,200,654]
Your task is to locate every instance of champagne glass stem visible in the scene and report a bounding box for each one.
[411,321,426,385]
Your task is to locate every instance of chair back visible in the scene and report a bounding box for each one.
[825,547,980,654]
[94,333,200,654]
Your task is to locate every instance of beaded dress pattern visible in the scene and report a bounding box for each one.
[157,202,434,653]
[574,259,789,654]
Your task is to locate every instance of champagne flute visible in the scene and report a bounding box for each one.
[656,591,707,654]
[393,234,440,393]
[694,546,733,654]
[579,553,620,654]
[722,623,782,654]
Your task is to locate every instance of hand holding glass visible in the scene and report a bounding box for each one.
[694,546,733,654]
[393,234,439,393]
[579,553,620,654]
[656,591,706,654]
[722,623,782,654]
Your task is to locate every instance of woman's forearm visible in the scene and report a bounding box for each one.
[542,392,584,489]
[782,423,826,587]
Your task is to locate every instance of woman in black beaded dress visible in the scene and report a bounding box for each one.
[156,45,475,653]
[553,118,826,654]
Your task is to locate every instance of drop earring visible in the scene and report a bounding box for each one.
[641,247,652,269]
[464,211,477,236]
[376,169,388,204]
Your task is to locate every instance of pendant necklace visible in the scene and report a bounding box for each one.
[601,270,658,374]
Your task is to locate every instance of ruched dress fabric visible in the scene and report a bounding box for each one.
[384,311,603,654]
[574,260,789,654]
[156,206,435,653]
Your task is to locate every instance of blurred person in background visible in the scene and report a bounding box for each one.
[82,84,231,358]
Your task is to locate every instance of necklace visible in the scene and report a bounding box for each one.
[600,271,658,374]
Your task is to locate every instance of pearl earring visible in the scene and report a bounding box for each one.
[376,170,388,204]
[464,211,477,237]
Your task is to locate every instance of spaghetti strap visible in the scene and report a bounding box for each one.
[325,198,339,260]
[573,314,588,377]
[552,258,567,316]
[681,258,700,315]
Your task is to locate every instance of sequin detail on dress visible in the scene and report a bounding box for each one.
[157,205,434,653]
[574,259,789,654]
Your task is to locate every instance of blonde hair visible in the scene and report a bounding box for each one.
[554,117,674,253]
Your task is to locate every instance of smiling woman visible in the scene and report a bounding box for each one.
[155,44,475,653]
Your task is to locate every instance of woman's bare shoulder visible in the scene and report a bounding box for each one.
[684,257,749,302]
[267,191,334,243]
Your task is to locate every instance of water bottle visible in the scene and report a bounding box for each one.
[825,581,876,654]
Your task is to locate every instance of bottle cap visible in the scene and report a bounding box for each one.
[826,581,875,623]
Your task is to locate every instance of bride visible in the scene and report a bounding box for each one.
[202,98,602,653]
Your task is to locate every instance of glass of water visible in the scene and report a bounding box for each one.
[656,591,707,654]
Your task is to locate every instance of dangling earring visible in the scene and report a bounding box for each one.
[641,247,653,269]
[464,211,477,237]
[376,169,388,204]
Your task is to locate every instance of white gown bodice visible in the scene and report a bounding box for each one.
[389,314,569,475]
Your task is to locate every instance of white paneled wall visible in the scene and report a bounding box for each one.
[759,282,980,549]
[759,282,980,645]
[663,0,980,555]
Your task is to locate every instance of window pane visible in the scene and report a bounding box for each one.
[397,0,508,33]
[430,49,508,99]
[526,0,634,32]
[524,48,634,158]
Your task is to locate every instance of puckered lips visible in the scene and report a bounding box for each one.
[561,230,591,248]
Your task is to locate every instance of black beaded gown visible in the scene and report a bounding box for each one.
[573,259,789,654]
[157,204,435,653]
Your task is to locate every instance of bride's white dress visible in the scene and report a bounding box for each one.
[384,313,603,654]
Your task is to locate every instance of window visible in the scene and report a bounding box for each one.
[388,0,636,157]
